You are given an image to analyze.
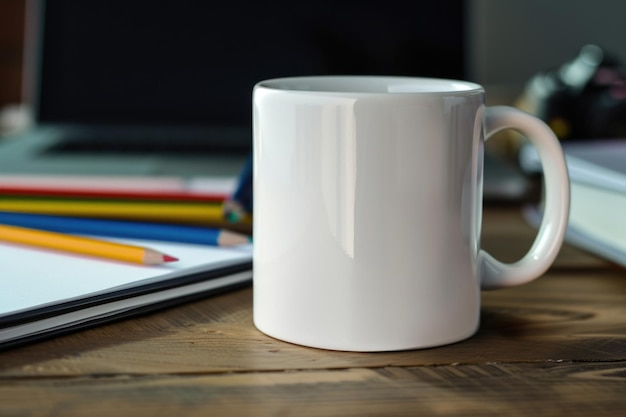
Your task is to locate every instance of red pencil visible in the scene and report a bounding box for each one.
[0,185,227,202]
[0,175,233,202]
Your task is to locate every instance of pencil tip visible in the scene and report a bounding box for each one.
[217,230,252,246]
[163,254,179,263]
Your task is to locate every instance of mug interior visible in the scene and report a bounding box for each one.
[257,76,483,94]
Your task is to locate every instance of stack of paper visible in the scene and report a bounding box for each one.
[520,139,626,267]
[0,174,253,349]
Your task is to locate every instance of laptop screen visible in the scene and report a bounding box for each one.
[33,0,465,148]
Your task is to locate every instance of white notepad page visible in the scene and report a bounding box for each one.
[1,236,252,316]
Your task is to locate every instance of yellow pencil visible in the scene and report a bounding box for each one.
[0,224,178,265]
[0,199,252,225]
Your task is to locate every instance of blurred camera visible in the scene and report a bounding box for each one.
[518,44,626,139]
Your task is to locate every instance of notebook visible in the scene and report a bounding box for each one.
[520,139,626,267]
[0,236,253,349]
[0,0,466,177]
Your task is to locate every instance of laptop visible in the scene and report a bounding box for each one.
[2,0,521,195]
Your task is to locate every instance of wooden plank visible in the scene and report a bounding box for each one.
[2,267,626,377]
[1,208,623,376]
[1,208,625,416]
[2,361,626,417]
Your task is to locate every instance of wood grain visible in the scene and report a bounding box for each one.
[2,362,626,417]
[2,269,626,378]
[1,207,625,416]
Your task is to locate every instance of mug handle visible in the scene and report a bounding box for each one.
[480,106,570,290]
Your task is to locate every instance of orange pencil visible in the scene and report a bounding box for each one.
[0,224,178,265]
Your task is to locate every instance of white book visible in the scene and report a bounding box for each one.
[520,139,626,267]
[0,237,252,349]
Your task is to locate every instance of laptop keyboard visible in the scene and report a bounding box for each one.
[43,130,252,156]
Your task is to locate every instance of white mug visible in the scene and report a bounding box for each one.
[252,76,569,352]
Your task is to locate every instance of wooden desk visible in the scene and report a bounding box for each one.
[1,207,625,416]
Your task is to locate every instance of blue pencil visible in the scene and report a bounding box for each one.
[0,211,250,247]
[223,154,253,223]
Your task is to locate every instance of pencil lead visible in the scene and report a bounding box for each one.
[163,254,179,263]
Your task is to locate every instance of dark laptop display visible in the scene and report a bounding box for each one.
[33,0,465,154]
[0,0,465,176]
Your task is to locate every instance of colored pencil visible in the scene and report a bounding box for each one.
[0,185,227,202]
[0,175,235,197]
[0,224,178,265]
[223,154,253,223]
[0,198,251,226]
[0,212,251,246]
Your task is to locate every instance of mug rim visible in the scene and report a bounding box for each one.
[255,75,484,95]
